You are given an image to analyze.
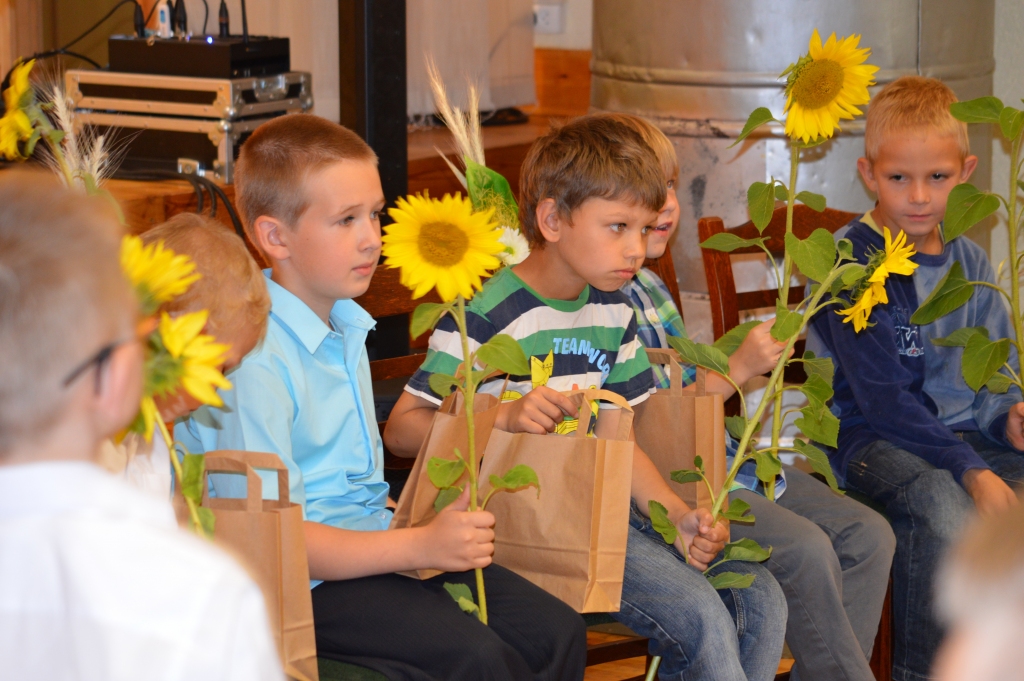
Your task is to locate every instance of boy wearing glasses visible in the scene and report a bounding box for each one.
[0,171,282,680]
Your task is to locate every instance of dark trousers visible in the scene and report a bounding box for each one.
[311,564,587,681]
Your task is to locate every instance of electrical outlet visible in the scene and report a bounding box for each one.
[534,3,565,34]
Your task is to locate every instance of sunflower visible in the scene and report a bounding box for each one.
[383,192,504,302]
[0,60,35,160]
[159,311,233,407]
[121,235,201,315]
[837,227,918,332]
[782,30,878,143]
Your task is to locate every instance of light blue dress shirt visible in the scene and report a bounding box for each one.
[176,272,393,540]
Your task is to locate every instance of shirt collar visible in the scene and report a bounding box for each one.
[264,271,376,354]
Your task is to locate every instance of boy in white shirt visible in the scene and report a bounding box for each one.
[0,171,282,681]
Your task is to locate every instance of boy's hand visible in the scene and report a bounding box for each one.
[1005,403,1024,451]
[496,386,578,434]
[729,320,793,383]
[422,487,495,571]
[962,468,1018,519]
[673,507,729,571]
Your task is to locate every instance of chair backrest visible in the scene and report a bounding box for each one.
[698,204,857,339]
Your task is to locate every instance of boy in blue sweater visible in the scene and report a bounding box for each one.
[807,76,1024,681]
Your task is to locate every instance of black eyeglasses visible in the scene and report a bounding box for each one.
[62,341,122,393]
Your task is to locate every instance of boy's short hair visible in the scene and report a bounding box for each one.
[234,114,378,254]
[865,76,970,161]
[519,115,667,248]
[592,112,679,181]
[141,213,270,340]
[0,170,134,455]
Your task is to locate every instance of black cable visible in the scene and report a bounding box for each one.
[62,0,138,52]
[201,0,210,36]
[111,169,245,240]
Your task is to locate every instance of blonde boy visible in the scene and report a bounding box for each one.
[0,171,281,680]
[100,213,270,498]
[177,114,587,679]
[387,116,788,681]
[807,76,1024,681]
[605,112,895,681]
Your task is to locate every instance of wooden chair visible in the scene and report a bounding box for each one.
[698,205,895,681]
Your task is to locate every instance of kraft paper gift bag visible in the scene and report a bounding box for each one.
[197,450,318,681]
[389,391,502,579]
[634,348,727,511]
[478,389,635,613]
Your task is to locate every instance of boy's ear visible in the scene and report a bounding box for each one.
[857,157,879,193]
[535,198,564,244]
[95,341,145,439]
[960,154,979,182]
[253,215,291,262]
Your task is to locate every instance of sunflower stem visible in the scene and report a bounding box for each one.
[1007,134,1024,362]
[455,294,488,625]
[155,410,207,538]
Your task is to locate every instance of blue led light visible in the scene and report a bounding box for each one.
[207,36,214,44]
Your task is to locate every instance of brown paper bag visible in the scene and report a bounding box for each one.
[389,391,502,579]
[199,450,318,681]
[634,348,727,511]
[478,389,635,612]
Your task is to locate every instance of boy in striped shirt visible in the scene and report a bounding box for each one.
[386,116,787,681]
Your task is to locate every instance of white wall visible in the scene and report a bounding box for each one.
[533,0,592,50]
[181,0,340,122]
[989,0,1024,268]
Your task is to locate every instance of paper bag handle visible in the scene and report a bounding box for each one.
[200,450,291,510]
[644,347,706,396]
[563,388,634,440]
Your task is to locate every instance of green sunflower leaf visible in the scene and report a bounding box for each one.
[434,486,464,513]
[943,183,1000,242]
[962,334,1011,392]
[721,497,755,523]
[713,320,761,356]
[792,439,841,493]
[707,571,756,590]
[411,302,453,339]
[730,107,777,147]
[795,191,827,212]
[721,537,772,563]
[747,181,777,232]
[786,229,837,283]
[910,261,974,325]
[476,334,530,376]
[648,500,678,545]
[427,457,466,490]
[950,97,1004,124]
[700,233,767,253]
[931,327,988,347]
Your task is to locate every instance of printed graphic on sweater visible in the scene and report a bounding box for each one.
[890,306,924,358]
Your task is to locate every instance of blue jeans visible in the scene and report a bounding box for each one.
[845,432,1024,681]
[613,504,787,681]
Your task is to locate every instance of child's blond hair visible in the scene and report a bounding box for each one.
[141,213,270,340]
[234,114,377,256]
[0,170,135,455]
[592,112,679,182]
[865,76,970,161]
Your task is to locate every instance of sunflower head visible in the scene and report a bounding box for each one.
[120,235,201,316]
[837,227,917,333]
[158,311,232,408]
[383,192,504,302]
[0,60,36,160]
[782,29,878,143]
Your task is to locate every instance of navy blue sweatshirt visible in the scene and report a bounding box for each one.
[806,214,1021,485]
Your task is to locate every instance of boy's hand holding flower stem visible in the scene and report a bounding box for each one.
[421,487,496,572]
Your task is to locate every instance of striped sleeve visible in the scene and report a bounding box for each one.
[405,309,498,404]
[603,310,655,405]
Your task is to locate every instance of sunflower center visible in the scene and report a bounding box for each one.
[417,221,470,266]
[792,59,845,110]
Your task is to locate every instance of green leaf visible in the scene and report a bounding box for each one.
[648,500,678,545]
[465,158,520,223]
[428,372,458,397]
[667,335,732,376]
[800,351,834,385]
[785,229,837,283]
[943,183,1000,242]
[730,107,777,147]
[489,464,541,497]
[713,320,761,356]
[840,263,867,286]
[747,181,776,232]
[443,582,481,617]
[931,326,988,347]
[181,453,205,503]
[799,373,834,412]
[795,191,826,212]
[721,497,755,523]
[771,299,803,341]
[911,261,975,325]
[950,96,1004,123]
[669,468,704,484]
[700,233,767,253]
[753,450,782,483]
[792,439,841,493]
[775,184,789,202]
[986,373,1014,394]
[795,405,840,448]
[962,334,1011,392]
[707,571,756,590]
[836,238,854,261]
[411,302,452,339]
[694,455,705,473]
[476,334,530,376]
[427,457,466,490]
[1001,106,1024,140]
[196,506,216,536]
[434,485,464,512]
[23,128,41,157]
[721,537,772,563]
[725,415,746,439]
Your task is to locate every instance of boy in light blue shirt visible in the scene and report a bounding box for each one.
[177,114,586,680]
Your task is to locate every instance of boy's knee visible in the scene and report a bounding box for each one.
[903,469,972,537]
